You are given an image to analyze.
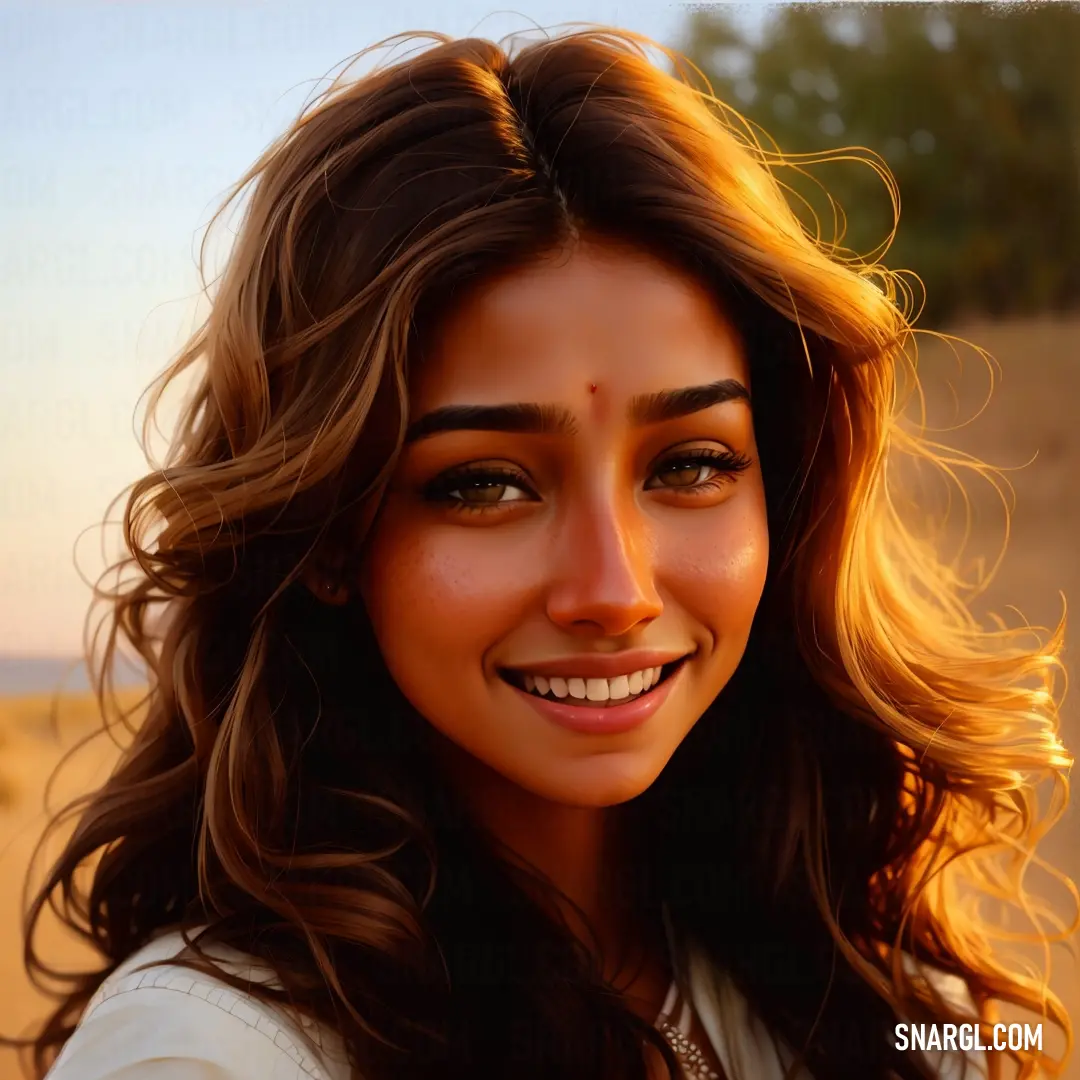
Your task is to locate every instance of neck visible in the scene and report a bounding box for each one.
[431,734,655,986]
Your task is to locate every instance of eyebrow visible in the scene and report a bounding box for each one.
[404,378,750,443]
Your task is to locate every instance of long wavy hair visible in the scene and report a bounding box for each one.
[11,27,1075,1080]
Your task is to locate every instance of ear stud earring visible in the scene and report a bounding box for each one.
[320,578,349,603]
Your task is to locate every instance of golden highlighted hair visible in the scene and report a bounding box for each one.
[9,27,1074,1080]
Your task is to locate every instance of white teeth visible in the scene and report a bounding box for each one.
[518,665,673,702]
[585,678,609,702]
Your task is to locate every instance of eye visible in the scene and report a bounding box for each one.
[423,465,538,511]
[645,447,752,492]
[420,448,751,512]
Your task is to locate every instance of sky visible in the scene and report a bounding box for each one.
[0,1,783,657]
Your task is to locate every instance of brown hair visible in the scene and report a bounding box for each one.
[12,27,1074,1080]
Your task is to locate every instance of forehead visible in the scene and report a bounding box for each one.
[412,241,749,410]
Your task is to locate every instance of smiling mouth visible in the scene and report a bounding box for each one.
[498,657,691,709]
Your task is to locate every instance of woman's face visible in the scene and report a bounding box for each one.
[359,239,769,808]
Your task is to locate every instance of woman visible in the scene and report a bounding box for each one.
[12,27,1072,1080]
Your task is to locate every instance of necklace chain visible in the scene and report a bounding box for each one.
[653,908,720,1080]
[656,1017,720,1079]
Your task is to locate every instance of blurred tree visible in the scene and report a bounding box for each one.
[676,3,1080,325]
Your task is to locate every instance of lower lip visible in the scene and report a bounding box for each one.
[507,664,686,735]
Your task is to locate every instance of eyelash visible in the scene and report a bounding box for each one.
[422,448,753,513]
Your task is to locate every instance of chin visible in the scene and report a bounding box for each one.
[522,752,670,809]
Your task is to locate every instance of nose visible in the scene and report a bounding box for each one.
[545,488,663,637]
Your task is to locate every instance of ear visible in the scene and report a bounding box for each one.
[301,486,387,607]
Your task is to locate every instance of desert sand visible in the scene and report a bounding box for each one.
[0,692,126,1076]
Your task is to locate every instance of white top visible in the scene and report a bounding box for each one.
[44,928,986,1079]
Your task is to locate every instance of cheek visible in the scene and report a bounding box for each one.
[662,490,769,633]
[359,509,535,671]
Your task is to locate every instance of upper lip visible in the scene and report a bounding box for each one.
[501,649,694,680]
